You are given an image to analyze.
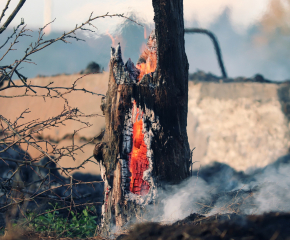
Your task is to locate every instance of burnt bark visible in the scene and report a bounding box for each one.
[95,0,190,235]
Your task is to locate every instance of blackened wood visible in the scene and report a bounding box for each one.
[95,0,191,235]
[151,0,190,181]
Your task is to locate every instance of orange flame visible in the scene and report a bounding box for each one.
[136,32,157,81]
[106,30,115,46]
[129,101,150,195]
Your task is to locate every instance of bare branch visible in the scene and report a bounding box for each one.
[0,25,29,61]
[0,114,73,178]
[0,0,26,34]
[185,28,228,78]
[0,12,140,94]
[0,9,139,229]
[0,0,11,24]
[0,19,26,50]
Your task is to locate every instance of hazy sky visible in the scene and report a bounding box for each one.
[1,0,271,34]
[5,0,290,80]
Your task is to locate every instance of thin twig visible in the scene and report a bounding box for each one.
[0,0,26,34]
[0,0,11,24]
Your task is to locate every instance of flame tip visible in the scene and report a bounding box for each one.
[135,32,157,81]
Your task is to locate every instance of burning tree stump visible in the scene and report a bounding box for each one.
[94,0,190,234]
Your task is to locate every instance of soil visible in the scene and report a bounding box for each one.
[3,212,290,239]
[117,212,290,240]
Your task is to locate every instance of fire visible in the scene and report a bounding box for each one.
[129,101,150,195]
[136,31,157,81]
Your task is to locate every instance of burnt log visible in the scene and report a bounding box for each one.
[95,0,190,234]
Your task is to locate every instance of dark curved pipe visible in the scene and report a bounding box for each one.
[185,28,228,79]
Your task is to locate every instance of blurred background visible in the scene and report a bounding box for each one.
[1,0,290,81]
[1,0,290,220]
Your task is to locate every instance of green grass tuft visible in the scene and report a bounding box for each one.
[24,203,98,238]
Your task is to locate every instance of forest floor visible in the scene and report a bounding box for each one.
[2,212,290,240]
[117,212,290,240]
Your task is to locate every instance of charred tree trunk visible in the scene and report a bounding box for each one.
[94,0,190,235]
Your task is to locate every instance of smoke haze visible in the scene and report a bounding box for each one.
[156,154,290,222]
[0,0,269,33]
[3,1,290,81]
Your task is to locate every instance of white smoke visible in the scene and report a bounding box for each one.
[43,0,52,35]
[157,154,290,222]
[161,177,211,221]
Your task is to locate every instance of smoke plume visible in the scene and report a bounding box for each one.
[158,154,290,222]
[43,0,52,35]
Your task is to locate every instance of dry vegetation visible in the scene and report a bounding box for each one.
[0,0,140,238]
